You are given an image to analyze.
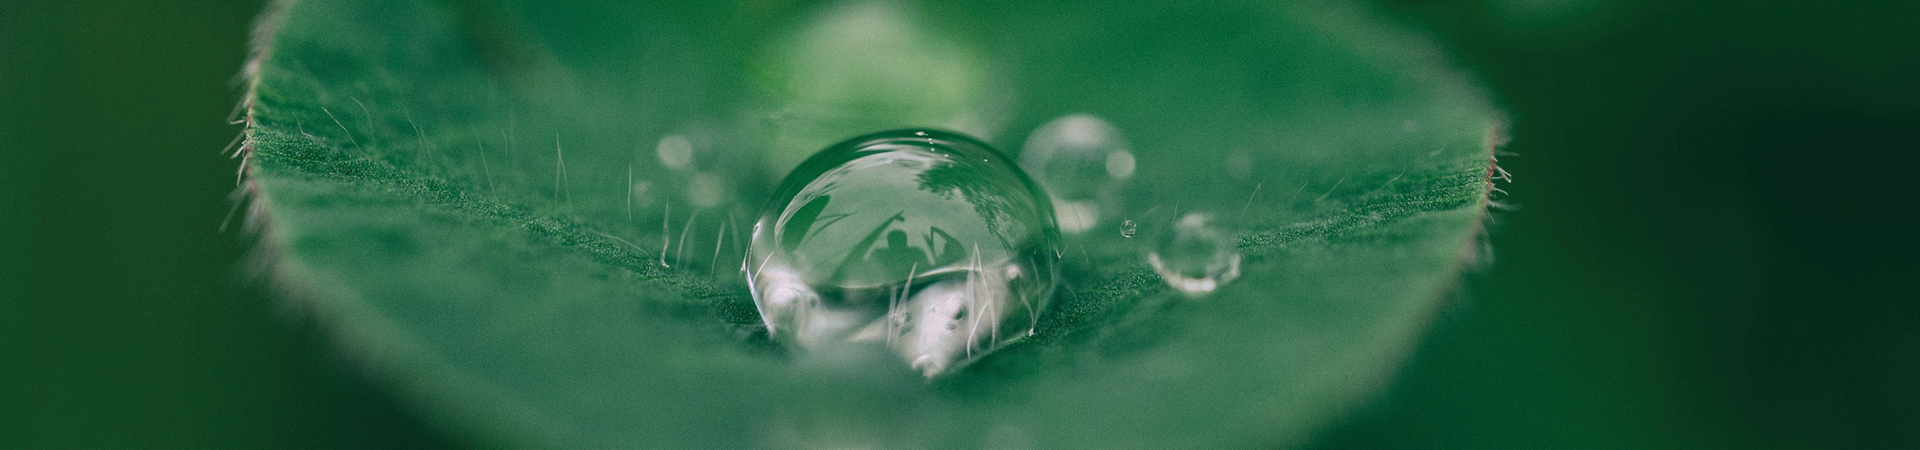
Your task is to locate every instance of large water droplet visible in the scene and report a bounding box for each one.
[1019,114,1133,233]
[747,129,1060,377]
[1147,212,1242,295]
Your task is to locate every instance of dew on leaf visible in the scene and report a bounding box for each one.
[656,134,694,169]
[746,129,1060,377]
[1018,114,1133,234]
[687,172,726,208]
[1147,212,1242,296]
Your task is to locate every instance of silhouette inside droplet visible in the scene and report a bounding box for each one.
[746,129,1060,377]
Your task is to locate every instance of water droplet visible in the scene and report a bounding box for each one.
[747,129,1060,377]
[1120,219,1138,238]
[1019,114,1133,233]
[687,172,726,208]
[1147,212,1242,295]
[656,134,693,169]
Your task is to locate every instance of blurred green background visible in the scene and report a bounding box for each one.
[2,0,1913,448]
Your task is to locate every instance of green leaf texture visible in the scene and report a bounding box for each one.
[239,0,1502,447]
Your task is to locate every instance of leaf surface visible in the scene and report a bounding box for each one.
[241,0,1501,447]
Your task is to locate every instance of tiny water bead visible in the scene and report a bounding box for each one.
[1019,114,1134,233]
[746,129,1061,377]
[1120,219,1138,238]
[1147,212,1243,296]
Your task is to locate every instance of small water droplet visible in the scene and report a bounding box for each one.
[1120,219,1138,238]
[747,129,1060,377]
[1020,114,1132,233]
[1147,212,1242,296]
[687,172,726,208]
[656,134,694,169]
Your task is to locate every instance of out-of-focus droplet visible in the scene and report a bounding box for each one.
[1019,114,1133,234]
[657,134,694,169]
[687,172,726,208]
[1054,201,1099,234]
[746,129,1060,377]
[1147,212,1242,296]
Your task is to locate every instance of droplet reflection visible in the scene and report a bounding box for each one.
[746,129,1060,377]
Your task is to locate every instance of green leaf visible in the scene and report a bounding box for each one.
[239,0,1501,448]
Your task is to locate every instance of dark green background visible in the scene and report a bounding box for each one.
[2,0,1913,448]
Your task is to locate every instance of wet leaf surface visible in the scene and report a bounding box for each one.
[241,0,1501,447]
